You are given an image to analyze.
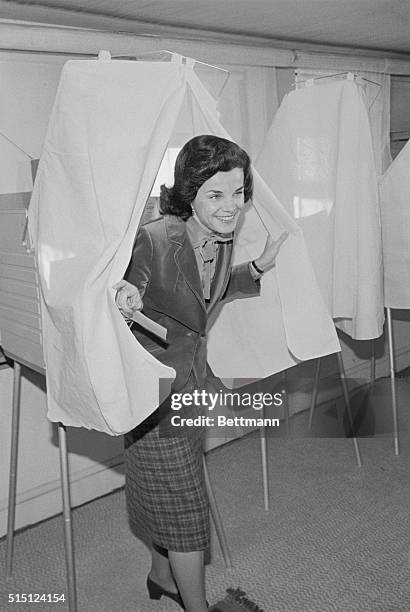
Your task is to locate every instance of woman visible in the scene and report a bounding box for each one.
[115,135,287,612]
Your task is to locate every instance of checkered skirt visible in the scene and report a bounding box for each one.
[124,412,209,552]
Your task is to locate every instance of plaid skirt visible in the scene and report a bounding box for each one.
[124,388,209,552]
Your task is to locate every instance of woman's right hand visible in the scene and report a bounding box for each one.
[113,280,143,319]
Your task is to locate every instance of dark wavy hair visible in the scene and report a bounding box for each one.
[159,135,253,220]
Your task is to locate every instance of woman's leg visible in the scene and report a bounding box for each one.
[169,549,208,612]
[124,400,209,611]
[149,544,178,593]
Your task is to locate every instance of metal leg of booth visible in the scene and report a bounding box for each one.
[258,369,289,512]
[203,455,232,568]
[308,358,321,431]
[6,361,22,578]
[386,308,400,456]
[259,422,269,511]
[337,352,362,468]
[282,370,289,436]
[370,339,376,389]
[308,354,362,467]
[57,423,78,612]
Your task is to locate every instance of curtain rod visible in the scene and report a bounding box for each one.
[2,21,410,75]
[295,71,381,87]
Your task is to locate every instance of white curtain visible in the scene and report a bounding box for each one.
[295,69,392,175]
[380,139,410,308]
[28,56,339,435]
[257,78,384,340]
[29,59,184,434]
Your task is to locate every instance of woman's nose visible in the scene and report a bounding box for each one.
[223,197,242,211]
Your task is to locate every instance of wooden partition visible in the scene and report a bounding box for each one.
[0,187,44,371]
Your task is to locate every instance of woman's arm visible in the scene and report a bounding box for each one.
[223,231,289,301]
[222,262,262,301]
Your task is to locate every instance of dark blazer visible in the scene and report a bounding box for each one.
[125,214,260,391]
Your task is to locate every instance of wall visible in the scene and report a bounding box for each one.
[0,53,66,194]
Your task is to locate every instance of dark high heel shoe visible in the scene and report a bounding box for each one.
[147,576,186,610]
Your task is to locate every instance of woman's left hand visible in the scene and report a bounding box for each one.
[254,231,289,273]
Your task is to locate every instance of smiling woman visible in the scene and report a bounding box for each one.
[114,134,287,612]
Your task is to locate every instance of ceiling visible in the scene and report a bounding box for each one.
[1,0,410,58]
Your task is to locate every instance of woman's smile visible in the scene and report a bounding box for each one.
[215,210,239,223]
[216,210,238,219]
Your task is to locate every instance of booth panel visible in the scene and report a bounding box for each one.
[0,206,44,371]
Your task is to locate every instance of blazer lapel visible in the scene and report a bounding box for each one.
[165,215,206,314]
[207,241,233,313]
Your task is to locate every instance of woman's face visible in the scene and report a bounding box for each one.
[192,167,245,234]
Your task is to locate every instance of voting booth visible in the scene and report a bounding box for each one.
[27,52,339,438]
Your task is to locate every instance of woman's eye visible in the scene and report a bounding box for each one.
[210,193,222,199]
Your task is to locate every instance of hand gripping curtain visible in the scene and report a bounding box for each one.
[256,80,384,340]
[28,57,340,435]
